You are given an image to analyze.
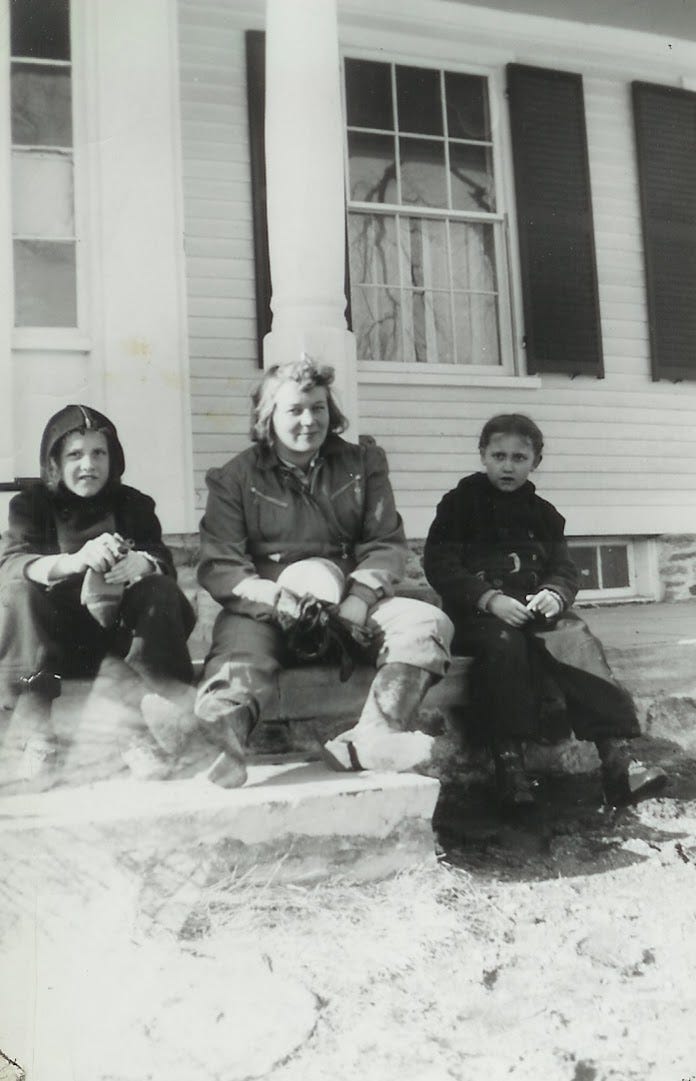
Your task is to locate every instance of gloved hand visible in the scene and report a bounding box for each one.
[325,610,379,682]
[274,589,380,681]
[272,586,311,633]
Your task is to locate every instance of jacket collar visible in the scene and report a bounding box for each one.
[473,471,537,499]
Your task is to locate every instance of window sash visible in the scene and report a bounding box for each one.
[9,4,78,330]
[344,55,513,369]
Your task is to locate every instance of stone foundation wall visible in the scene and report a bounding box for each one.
[658,535,696,602]
[165,533,696,606]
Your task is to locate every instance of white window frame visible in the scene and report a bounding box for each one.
[569,536,659,603]
[5,0,91,353]
[341,49,536,387]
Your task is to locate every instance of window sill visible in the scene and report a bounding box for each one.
[12,328,92,353]
[358,361,541,388]
[576,595,657,607]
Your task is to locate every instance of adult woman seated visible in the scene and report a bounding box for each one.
[194,356,454,787]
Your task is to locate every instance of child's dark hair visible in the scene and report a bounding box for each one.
[478,414,544,460]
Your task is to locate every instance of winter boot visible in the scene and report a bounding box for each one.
[322,662,436,773]
[140,689,199,756]
[1,671,62,793]
[194,678,259,788]
[492,739,536,811]
[91,656,174,781]
[596,737,668,806]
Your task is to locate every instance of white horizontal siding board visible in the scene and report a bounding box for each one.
[386,455,696,477]
[188,277,256,300]
[184,193,253,217]
[189,345,258,366]
[182,169,251,193]
[181,103,248,125]
[188,317,256,339]
[179,140,243,163]
[182,160,250,182]
[184,237,254,259]
[390,472,696,491]
[186,257,254,281]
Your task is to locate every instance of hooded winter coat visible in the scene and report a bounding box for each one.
[0,404,175,583]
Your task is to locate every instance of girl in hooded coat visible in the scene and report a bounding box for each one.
[0,404,195,785]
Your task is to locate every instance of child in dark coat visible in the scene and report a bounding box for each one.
[0,404,196,786]
[423,413,668,810]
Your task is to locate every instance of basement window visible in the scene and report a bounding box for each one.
[568,537,657,602]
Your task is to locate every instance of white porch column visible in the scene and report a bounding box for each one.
[263,0,359,431]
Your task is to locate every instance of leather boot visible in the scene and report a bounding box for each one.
[596,738,668,806]
[194,678,259,788]
[492,739,535,810]
[322,662,436,773]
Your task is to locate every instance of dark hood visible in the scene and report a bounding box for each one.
[39,404,126,488]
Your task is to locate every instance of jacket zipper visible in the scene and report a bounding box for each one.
[329,474,362,501]
[250,486,289,509]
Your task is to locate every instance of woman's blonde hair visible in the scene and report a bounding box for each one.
[250,355,348,447]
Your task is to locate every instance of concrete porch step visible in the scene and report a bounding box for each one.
[0,762,441,934]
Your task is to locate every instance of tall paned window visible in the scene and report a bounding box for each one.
[10,0,77,327]
[344,59,509,367]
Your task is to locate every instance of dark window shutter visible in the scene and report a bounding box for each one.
[633,81,696,382]
[245,30,271,367]
[507,64,603,377]
[245,31,352,366]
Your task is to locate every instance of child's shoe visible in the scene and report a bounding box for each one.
[120,730,173,781]
[596,738,668,806]
[493,740,536,810]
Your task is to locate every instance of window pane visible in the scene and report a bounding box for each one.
[450,143,495,212]
[454,294,500,365]
[450,222,497,292]
[349,213,399,286]
[570,546,600,590]
[445,72,490,140]
[600,545,630,589]
[400,217,449,289]
[396,66,442,136]
[12,63,72,146]
[400,137,446,207]
[352,286,403,361]
[11,0,70,60]
[12,150,74,236]
[14,239,77,326]
[404,290,454,364]
[345,59,393,131]
[348,131,397,203]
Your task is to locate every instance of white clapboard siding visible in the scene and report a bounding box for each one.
[178,0,262,512]
[178,3,696,536]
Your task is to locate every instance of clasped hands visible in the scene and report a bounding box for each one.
[487,588,562,628]
[67,532,154,584]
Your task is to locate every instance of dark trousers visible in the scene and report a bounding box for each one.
[452,610,639,745]
[0,575,195,709]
